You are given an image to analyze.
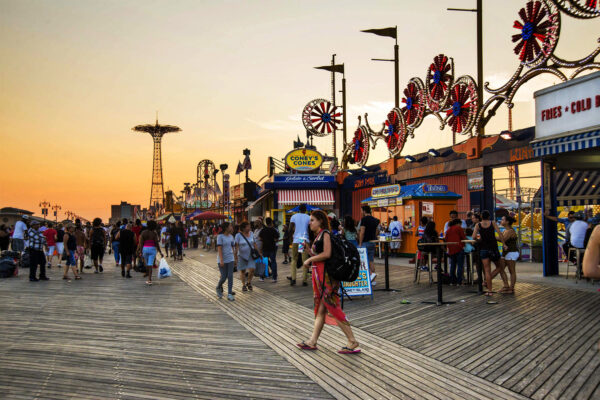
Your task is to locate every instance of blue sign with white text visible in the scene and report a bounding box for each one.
[273,175,336,184]
[423,184,448,193]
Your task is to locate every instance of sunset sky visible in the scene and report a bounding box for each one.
[1,0,598,221]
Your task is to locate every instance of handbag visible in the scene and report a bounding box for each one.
[241,234,260,260]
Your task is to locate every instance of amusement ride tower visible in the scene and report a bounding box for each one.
[132,116,181,211]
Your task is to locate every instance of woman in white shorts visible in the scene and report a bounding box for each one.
[501,215,519,294]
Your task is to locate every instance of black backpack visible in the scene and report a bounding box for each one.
[322,231,360,282]
[91,228,104,246]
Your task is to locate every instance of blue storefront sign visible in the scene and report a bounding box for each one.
[423,184,448,193]
[266,174,337,189]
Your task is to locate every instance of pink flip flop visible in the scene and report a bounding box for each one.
[296,341,318,351]
[338,346,361,354]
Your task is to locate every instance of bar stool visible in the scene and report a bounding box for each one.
[464,252,474,285]
[567,247,584,281]
[415,252,434,286]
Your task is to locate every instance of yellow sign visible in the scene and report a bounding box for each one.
[285,148,323,172]
[371,184,401,198]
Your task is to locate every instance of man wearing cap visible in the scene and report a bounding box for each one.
[27,220,49,281]
[11,215,28,252]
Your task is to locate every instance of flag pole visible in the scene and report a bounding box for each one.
[394,27,399,108]
[331,54,337,162]
[342,69,347,148]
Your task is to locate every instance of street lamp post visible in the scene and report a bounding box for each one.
[243,149,250,183]
[51,204,61,223]
[39,200,51,221]
[448,0,483,135]
[361,26,399,108]
[219,164,228,216]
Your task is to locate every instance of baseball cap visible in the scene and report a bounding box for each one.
[22,215,29,220]
[30,220,40,225]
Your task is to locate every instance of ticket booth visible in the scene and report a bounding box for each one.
[362,183,462,255]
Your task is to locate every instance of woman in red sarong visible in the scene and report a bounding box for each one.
[296,210,361,354]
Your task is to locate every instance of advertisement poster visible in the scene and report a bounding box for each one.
[342,248,373,297]
[422,202,434,216]
[468,167,484,191]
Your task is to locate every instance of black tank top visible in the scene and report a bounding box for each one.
[66,233,77,251]
[479,223,497,251]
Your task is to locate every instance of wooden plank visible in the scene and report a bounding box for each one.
[0,260,332,400]
[173,257,527,400]
[189,249,600,400]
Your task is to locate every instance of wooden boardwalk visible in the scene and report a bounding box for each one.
[174,257,528,400]
[1,247,599,399]
[191,250,600,399]
[0,260,331,400]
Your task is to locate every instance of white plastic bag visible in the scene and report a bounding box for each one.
[158,258,172,279]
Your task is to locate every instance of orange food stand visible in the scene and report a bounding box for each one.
[361,183,462,255]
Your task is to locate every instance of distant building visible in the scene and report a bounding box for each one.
[0,207,34,227]
[110,201,141,224]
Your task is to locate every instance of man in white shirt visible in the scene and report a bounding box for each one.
[11,215,28,252]
[389,216,403,252]
[287,204,311,286]
[443,210,467,237]
[569,215,589,249]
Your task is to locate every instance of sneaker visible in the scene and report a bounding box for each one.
[272,279,277,283]
[370,272,377,281]
[242,284,248,292]
[99,265,103,272]
[227,294,235,301]
[282,260,289,264]
[216,286,223,299]
[126,273,132,278]
[30,278,39,282]
[259,277,264,282]
[247,284,253,291]
[290,279,296,286]
[121,269,125,277]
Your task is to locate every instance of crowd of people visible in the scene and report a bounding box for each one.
[3,205,599,355]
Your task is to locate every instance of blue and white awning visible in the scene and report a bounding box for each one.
[532,129,600,157]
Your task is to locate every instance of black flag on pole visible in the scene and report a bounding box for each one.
[235,161,243,175]
[361,27,397,39]
[314,64,345,74]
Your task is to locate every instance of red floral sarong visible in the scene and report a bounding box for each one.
[312,261,348,326]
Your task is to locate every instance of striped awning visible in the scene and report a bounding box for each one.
[533,170,600,207]
[278,189,335,205]
[532,129,600,157]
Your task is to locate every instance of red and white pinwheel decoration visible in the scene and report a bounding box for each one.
[302,99,342,137]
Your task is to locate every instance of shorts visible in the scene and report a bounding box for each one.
[66,250,77,266]
[142,246,157,267]
[47,245,56,257]
[237,257,255,271]
[91,244,105,260]
[503,251,519,261]
[11,238,24,252]
[76,246,85,260]
[480,248,500,262]
[56,242,64,259]
[120,252,133,266]
[362,242,376,263]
